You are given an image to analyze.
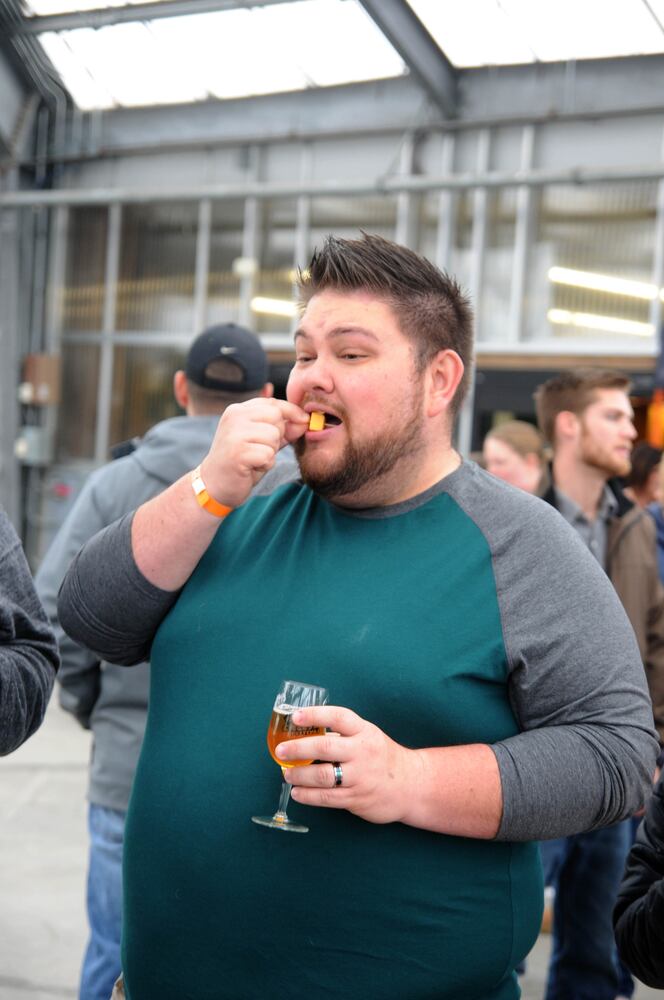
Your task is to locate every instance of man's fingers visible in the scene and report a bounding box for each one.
[284,761,351,789]
[275,731,347,765]
[290,706,363,736]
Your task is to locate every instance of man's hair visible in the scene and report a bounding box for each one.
[534,368,631,444]
[485,420,545,462]
[297,232,474,416]
[624,441,662,488]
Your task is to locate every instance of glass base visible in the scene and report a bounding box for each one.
[251,814,309,833]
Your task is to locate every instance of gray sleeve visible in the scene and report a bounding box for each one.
[447,466,659,842]
[58,512,180,666]
[0,511,58,754]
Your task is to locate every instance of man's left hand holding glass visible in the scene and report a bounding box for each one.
[277,705,502,839]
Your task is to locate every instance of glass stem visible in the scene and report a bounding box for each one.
[274,780,292,820]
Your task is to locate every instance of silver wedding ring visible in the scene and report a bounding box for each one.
[332,762,343,787]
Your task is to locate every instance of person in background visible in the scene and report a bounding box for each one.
[482,419,547,494]
[647,458,664,586]
[0,507,58,755]
[57,235,658,1000]
[623,441,662,508]
[36,323,294,1000]
[613,769,664,990]
[535,368,664,1000]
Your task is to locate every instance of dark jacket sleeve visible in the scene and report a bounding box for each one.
[35,475,106,728]
[0,510,59,754]
[614,773,664,988]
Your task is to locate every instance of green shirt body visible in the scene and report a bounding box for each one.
[123,479,542,999]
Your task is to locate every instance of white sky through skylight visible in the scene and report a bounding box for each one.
[406,0,664,65]
[24,0,664,110]
[33,0,406,110]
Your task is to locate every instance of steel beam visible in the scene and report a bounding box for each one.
[5,159,664,209]
[94,203,121,464]
[10,0,298,34]
[358,0,457,117]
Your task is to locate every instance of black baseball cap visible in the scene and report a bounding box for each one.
[185,323,269,392]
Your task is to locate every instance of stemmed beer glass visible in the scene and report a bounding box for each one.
[251,679,328,833]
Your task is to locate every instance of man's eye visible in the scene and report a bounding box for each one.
[341,352,365,360]
[295,355,314,363]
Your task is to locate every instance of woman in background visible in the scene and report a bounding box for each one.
[482,419,547,495]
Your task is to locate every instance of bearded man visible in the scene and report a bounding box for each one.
[535,368,664,1000]
[57,238,658,1000]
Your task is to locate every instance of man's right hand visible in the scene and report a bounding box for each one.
[199,398,308,510]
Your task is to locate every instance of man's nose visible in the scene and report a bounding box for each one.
[301,356,334,394]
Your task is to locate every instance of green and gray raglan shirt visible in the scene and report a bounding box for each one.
[58,460,658,1000]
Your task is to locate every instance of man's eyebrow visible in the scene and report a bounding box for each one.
[293,325,380,343]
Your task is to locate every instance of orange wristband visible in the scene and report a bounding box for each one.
[191,466,233,519]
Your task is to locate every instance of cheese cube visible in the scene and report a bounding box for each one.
[308,411,325,431]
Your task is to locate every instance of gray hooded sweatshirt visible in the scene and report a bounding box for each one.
[36,414,296,811]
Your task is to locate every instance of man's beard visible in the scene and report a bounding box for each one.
[580,428,631,478]
[294,414,425,502]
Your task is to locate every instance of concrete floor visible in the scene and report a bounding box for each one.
[0,700,661,999]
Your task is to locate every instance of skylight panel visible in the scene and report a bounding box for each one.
[498,0,664,62]
[43,23,207,108]
[407,0,664,65]
[406,0,537,67]
[38,30,116,109]
[25,0,164,13]
[30,0,405,109]
[149,9,309,99]
[158,1,404,98]
[278,0,405,87]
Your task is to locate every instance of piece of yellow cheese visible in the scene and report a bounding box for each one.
[308,411,325,431]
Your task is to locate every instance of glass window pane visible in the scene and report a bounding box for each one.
[526,182,658,343]
[253,199,298,336]
[117,203,197,333]
[110,344,184,447]
[206,201,244,328]
[56,342,100,460]
[62,207,108,331]
[479,189,518,342]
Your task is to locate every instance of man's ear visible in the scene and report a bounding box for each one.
[173,371,189,410]
[426,350,465,418]
[555,410,579,441]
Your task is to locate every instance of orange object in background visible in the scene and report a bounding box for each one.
[646,388,664,448]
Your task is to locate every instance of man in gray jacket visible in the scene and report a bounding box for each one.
[36,323,294,1000]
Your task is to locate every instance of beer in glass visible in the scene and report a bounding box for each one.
[252,679,328,833]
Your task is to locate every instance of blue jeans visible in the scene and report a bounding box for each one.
[543,820,632,1000]
[80,804,125,1000]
